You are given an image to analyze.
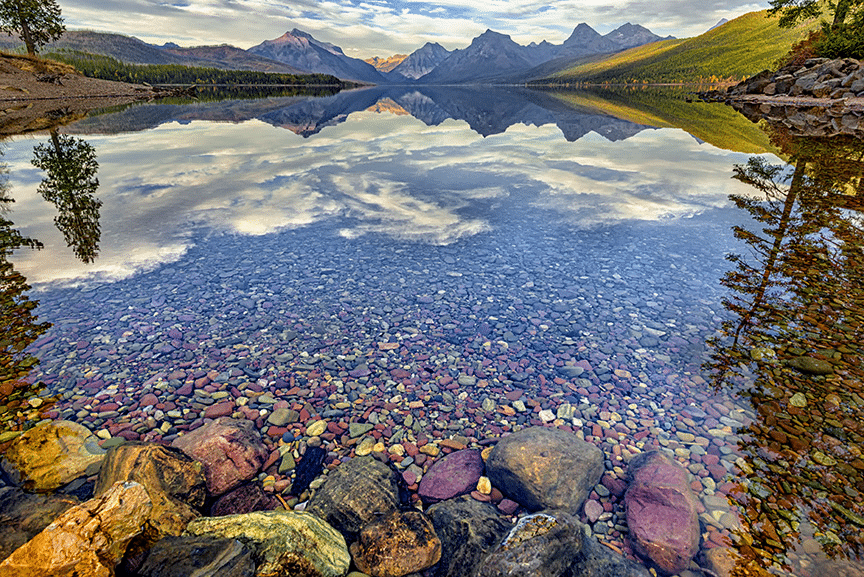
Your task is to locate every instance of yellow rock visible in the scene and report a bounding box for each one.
[419,444,439,457]
[372,442,386,453]
[481,446,493,461]
[306,420,327,437]
[476,476,492,495]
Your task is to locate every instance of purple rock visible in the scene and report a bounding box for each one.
[349,365,371,378]
[418,449,483,504]
[584,499,603,523]
[625,451,700,575]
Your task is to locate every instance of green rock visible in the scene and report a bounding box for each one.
[750,347,776,361]
[786,356,833,375]
[0,431,22,444]
[790,392,808,408]
[279,454,296,474]
[348,423,374,438]
[184,510,350,577]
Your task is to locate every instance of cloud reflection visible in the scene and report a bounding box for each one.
[5,109,766,287]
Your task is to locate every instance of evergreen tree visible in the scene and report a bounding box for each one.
[0,0,65,56]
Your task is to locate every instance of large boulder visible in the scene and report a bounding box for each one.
[478,510,583,577]
[138,536,255,577]
[625,451,700,575]
[172,417,268,496]
[184,510,350,577]
[0,481,152,577]
[418,449,484,504]
[306,456,400,541]
[427,495,512,577]
[95,442,207,538]
[485,427,603,512]
[0,487,79,562]
[0,420,106,492]
[350,510,442,577]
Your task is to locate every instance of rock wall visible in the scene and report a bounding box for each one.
[729,58,864,99]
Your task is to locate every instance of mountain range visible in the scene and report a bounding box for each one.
[1,22,669,84]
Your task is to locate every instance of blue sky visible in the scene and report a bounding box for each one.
[63,0,770,57]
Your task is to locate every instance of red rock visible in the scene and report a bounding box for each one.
[418,450,484,504]
[140,393,159,407]
[176,383,193,395]
[204,402,234,419]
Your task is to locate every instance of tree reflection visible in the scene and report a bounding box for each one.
[708,124,864,575]
[0,144,52,433]
[31,130,101,263]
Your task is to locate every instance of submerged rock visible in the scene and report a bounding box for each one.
[211,483,279,517]
[0,420,105,492]
[418,449,484,503]
[184,509,350,577]
[567,522,650,577]
[171,417,269,496]
[306,456,400,541]
[138,535,255,577]
[0,481,152,577]
[478,510,583,577]
[95,442,207,538]
[350,509,441,577]
[786,356,834,375]
[0,487,79,562]
[427,495,512,577]
[485,427,604,512]
[625,451,700,575]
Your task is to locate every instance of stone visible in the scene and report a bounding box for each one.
[211,483,278,517]
[427,495,512,577]
[789,392,808,408]
[172,417,269,496]
[583,499,603,524]
[567,522,651,577]
[0,487,79,562]
[349,423,375,438]
[0,481,152,577]
[94,442,207,538]
[485,427,604,512]
[307,456,400,541]
[699,547,741,577]
[306,420,328,437]
[291,446,327,496]
[787,356,833,375]
[350,510,442,577]
[0,420,106,492]
[184,510,350,577]
[477,510,583,577]
[625,451,700,575]
[418,449,484,504]
[138,536,255,577]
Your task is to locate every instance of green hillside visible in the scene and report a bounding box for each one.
[547,87,780,155]
[541,10,819,85]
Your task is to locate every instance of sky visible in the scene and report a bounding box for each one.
[61,0,771,59]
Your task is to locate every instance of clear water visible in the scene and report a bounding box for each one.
[1,86,863,576]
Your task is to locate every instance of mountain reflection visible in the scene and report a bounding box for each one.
[0,144,52,433]
[707,125,864,574]
[32,130,102,263]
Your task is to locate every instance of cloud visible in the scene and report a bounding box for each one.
[3,102,766,288]
[60,0,773,56]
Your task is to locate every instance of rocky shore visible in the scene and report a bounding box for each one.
[700,57,864,137]
[0,52,184,136]
[0,418,737,577]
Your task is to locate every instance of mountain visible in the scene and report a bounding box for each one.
[418,30,550,84]
[248,29,386,84]
[0,31,301,73]
[603,23,669,50]
[366,54,408,73]
[540,10,820,84]
[708,19,729,32]
[390,42,451,80]
[559,23,618,57]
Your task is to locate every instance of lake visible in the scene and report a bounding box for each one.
[2,85,863,576]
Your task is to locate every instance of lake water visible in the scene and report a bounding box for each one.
[2,86,863,576]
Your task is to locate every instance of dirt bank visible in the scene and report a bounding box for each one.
[0,52,167,136]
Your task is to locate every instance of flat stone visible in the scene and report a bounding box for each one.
[350,510,441,577]
[0,487,79,562]
[418,449,484,504]
[138,536,255,577]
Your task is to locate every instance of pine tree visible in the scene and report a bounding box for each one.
[0,0,65,56]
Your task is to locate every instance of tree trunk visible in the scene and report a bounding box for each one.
[16,3,35,56]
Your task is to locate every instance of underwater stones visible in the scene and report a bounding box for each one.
[0,481,152,577]
[477,510,583,577]
[427,495,513,577]
[184,510,350,577]
[486,427,603,512]
[625,451,700,575]
[418,449,484,504]
[138,536,255,577]
[0,487,79,562]
[786,356,834,375]
[306,456,400,541]
[94,442,207,537]
[567,522,651,577]
[171,417,268,496]
[0,420,106,492]
[350,510,441,577]
[211,483,278,517]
